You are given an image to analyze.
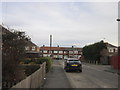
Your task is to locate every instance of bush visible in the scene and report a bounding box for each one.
[20,65,40,76]
[39,57,53,73]
[20,58,32,64]
[20,57,53,75]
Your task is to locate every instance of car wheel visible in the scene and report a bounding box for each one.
[65,69,69,72]
[79,69,82,72]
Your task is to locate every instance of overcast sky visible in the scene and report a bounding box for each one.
[1,1,118,47]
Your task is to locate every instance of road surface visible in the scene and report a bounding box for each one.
[43,60,118,88]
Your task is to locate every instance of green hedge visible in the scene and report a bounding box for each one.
[20,57,53,75]
[38,57,53,73]
[20,65,40,76]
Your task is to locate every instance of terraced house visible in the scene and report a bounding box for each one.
[39,46,82,59]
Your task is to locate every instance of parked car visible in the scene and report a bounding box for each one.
[64,58,82,72]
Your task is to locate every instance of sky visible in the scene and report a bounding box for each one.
[1,1,119,47]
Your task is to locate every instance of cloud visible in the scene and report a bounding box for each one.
[2,2,118,47]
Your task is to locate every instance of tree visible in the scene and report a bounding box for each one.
[2,26,29,83]
[82,40,107,63]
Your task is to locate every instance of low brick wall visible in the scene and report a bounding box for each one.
[11,62,46,89]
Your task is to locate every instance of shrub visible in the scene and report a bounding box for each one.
[20,65,40,76]
[29,62,36,65]
[39,57,52,73]
[20,57,53,75]
[21,58,32,64]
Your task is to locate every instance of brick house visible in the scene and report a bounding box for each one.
[100,42,118,65]
[25,40,41,58]
[1,25,40,58]
[105,42,118,56]
[25,41,39,52]
[39,46,82,59]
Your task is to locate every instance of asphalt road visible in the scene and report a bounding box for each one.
[43,60,118,88]
[61,60,118,88]
[43,60,72,88]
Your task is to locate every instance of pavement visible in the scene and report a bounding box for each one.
[42,60,72,88]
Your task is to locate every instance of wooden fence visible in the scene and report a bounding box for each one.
[10,62,46,89]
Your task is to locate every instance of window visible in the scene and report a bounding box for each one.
[43,50,47,53]
[25,46,30,50]
[74,51,78,54]
[54,51,58,53]
[109,48,114,52]
[59,51,63,53]
[69,51,73,54]
[32,46,36,51]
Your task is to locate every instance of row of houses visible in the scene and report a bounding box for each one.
[1,25,118,59]
[1,25,119,69]
[1,25,82,59]
[25,42,118,60]
[39,46,82,59]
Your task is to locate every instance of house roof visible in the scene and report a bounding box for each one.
[1,25,14,35]
[1,25,38,47]
[40,46,82,51]
[25,40,37,47]
[105,42,118,48]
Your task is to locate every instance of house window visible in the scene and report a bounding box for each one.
[43,50,47,53]
[69,51,73,54]
[59,51,63,53]
[54,51,58,53]
[74,51,78,54]
[43,54,48,57]
[32,46,36,51]
[109,49,113,52]
[25,46,30,50]
[115,48,118,52]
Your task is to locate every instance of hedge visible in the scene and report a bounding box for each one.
[20,57,53,75]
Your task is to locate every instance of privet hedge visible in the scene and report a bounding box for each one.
[20,57,53,75]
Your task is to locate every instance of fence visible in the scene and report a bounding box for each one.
[10,62,46,89]
[111,56,120,70]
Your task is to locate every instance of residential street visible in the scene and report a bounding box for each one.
[43,60,118,88]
